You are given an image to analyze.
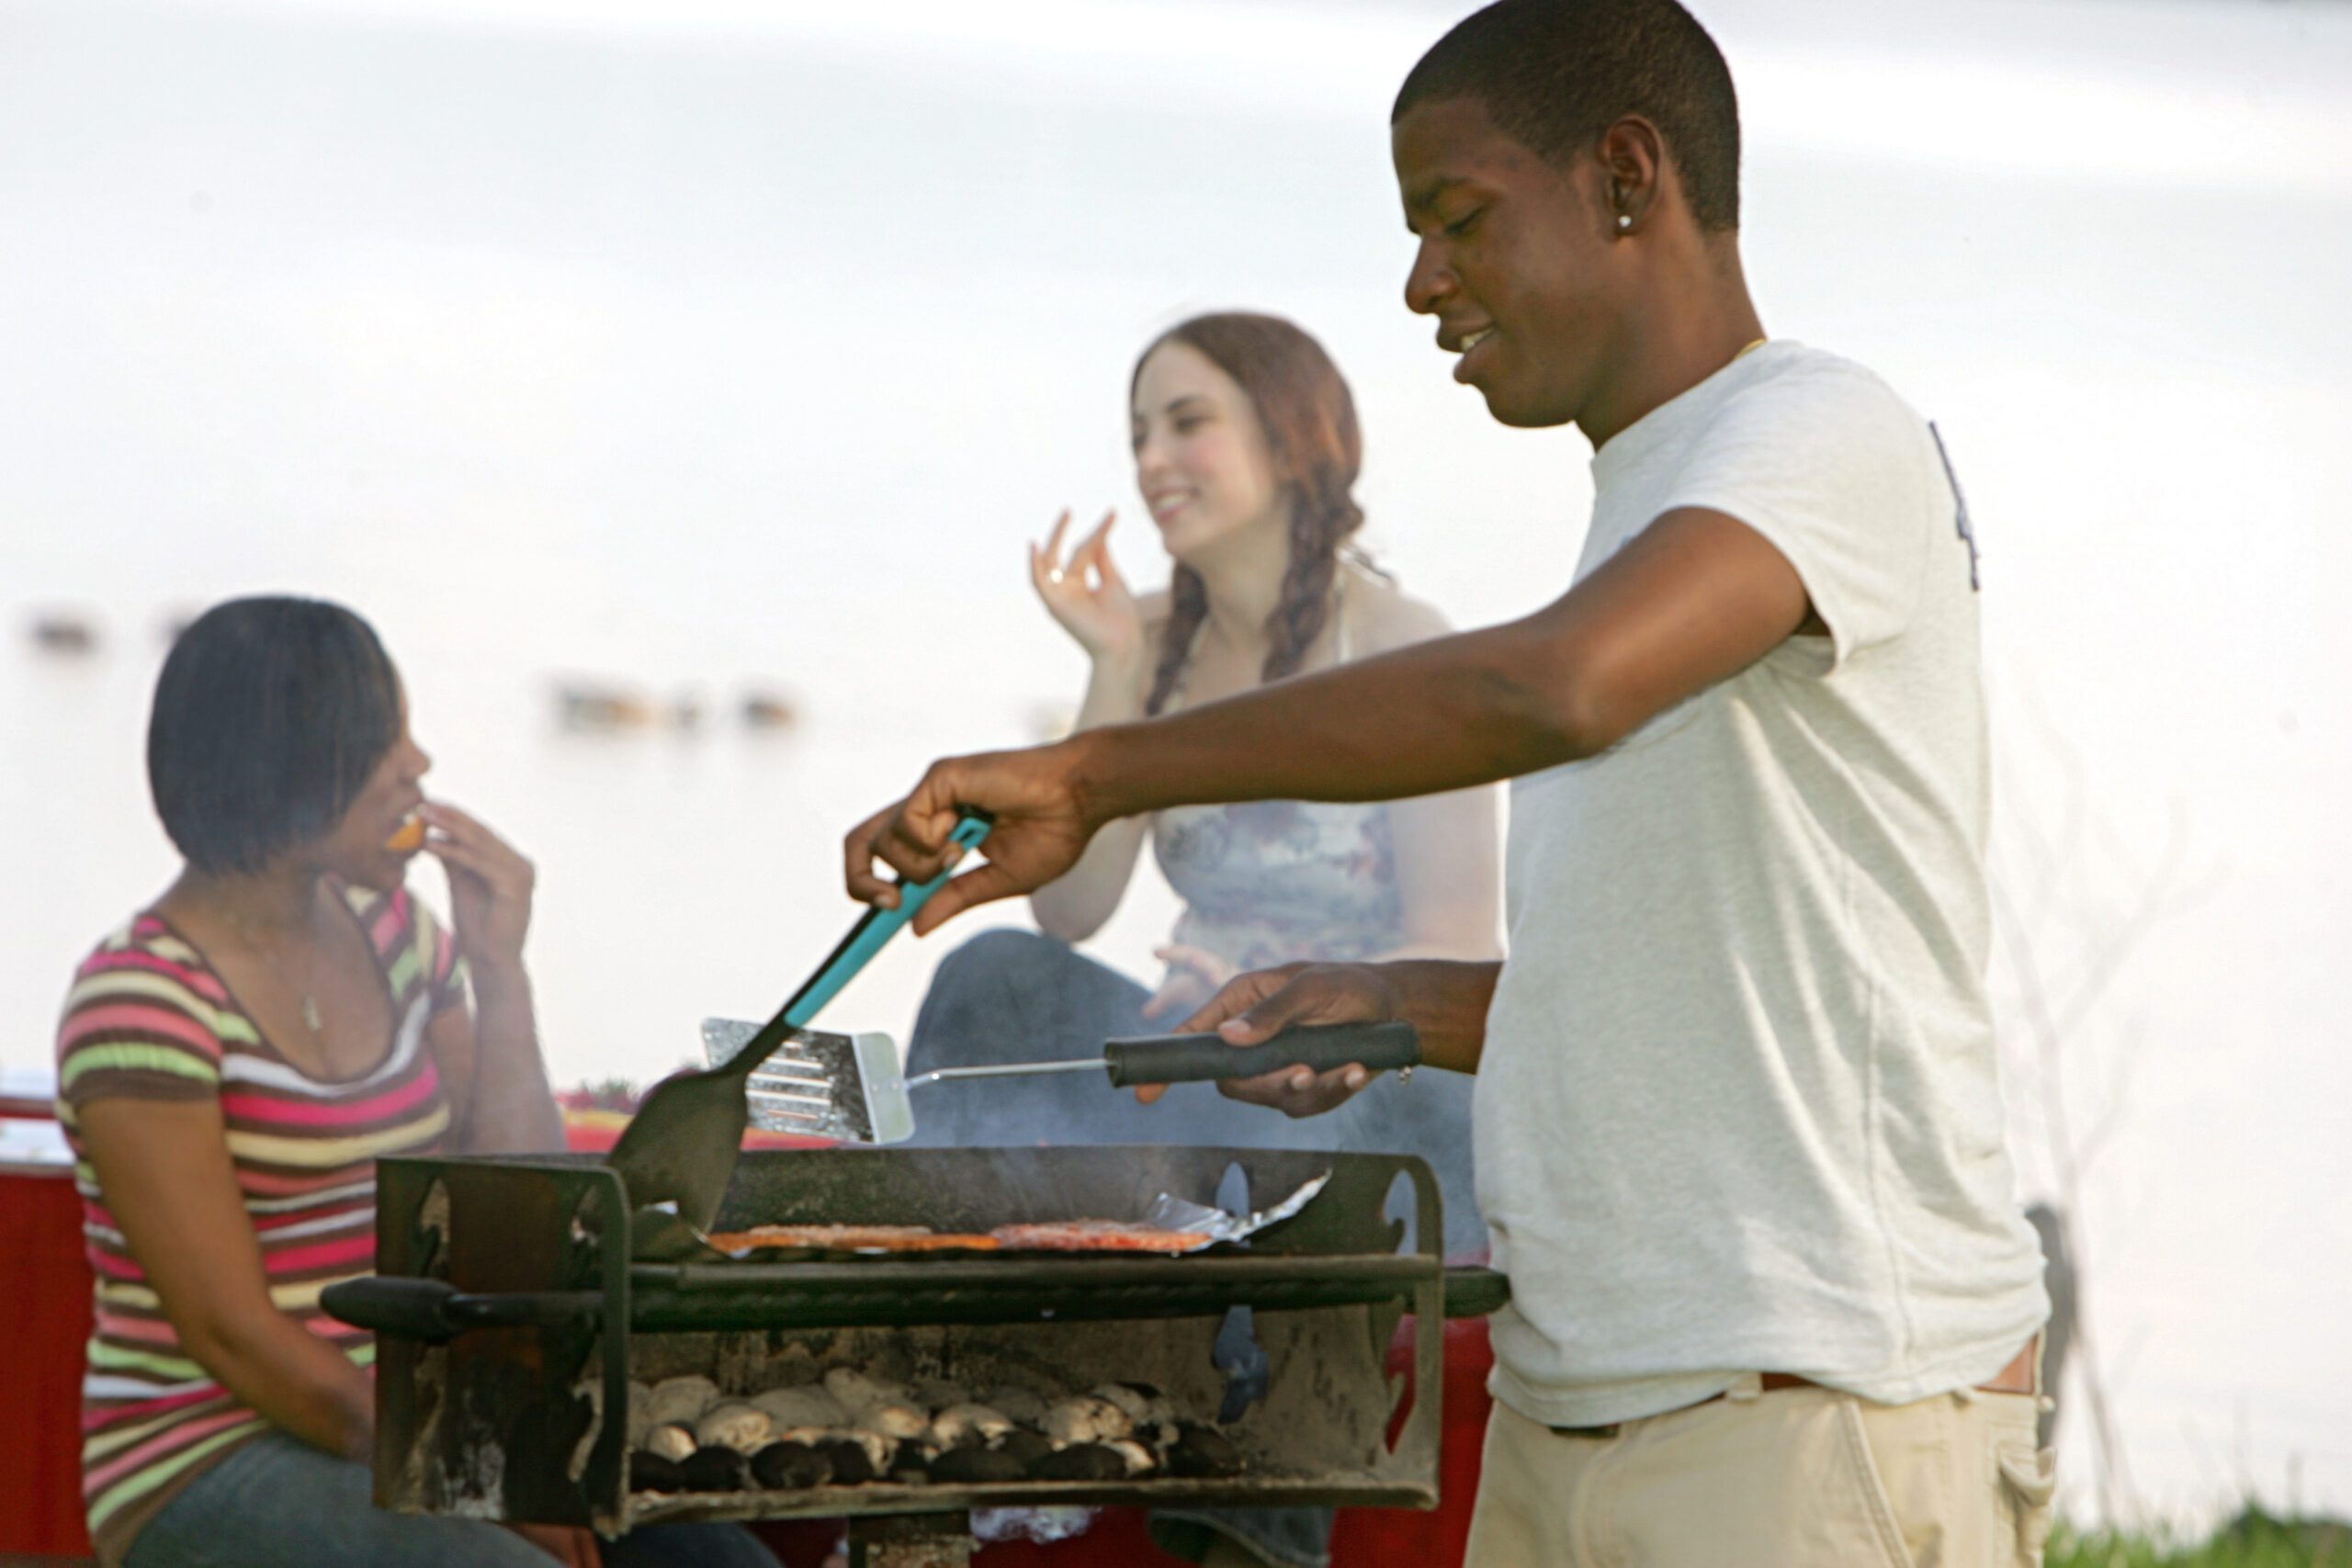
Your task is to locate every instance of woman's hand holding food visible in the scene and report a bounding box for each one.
[1031,510,1143,669]
[418,802,535,980]
[1141,942,1239,1022]
[414,800,565,1152]
[1135,961,1404,1118]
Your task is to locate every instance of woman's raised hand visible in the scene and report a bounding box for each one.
[1031,510,1142,665]
[1141,942,1240,1022]
[418,802,535,978]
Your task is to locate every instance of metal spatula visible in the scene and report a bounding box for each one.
[605,809,993,1227]
[704,1014,1422,1145]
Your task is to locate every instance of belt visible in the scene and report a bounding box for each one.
[1549,1337,2041,1439]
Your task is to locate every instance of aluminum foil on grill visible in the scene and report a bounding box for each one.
[1143,1171,1330,1248]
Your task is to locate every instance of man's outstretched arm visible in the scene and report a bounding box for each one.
[846,505,1812,931]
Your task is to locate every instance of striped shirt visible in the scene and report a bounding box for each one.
[54,886,466,1566]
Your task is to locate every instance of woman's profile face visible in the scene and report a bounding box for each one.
[312,682,432,894]
[1130,341,1284,565]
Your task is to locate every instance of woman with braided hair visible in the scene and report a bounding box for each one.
[899,312,1498,1567]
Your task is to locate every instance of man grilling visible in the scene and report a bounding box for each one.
[843,1,2054,1561]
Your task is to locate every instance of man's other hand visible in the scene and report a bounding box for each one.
[1135,962,1403,1120]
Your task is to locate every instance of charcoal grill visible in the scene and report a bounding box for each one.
[325,1146,1507,1563]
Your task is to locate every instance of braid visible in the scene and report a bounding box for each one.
[1261,479,1363,682]
[1147,565,1211,716]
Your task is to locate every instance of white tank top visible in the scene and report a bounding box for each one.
[1148,570,1404,969]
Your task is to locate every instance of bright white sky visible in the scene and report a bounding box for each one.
[4,0,2347,1533]
[200,0,2352,192]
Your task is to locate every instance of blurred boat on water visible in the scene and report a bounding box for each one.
[553,680,659,732]
[740,688,798,731]
[27,613,99,656]
[552,680,796,735]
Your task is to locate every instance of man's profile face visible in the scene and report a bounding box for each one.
[1393,96,1625,431]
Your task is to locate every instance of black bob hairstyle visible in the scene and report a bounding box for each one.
[148,596,402,876]
[1393,0,1743,232]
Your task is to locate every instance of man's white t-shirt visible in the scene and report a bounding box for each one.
[1476,341,2049,1428]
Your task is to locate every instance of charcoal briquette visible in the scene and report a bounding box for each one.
[750,1441,832,1490]
[817,1438,875,1484]
[927,1445,1029,1483]
[994,1429,1052,1469]
[676,1445,751,1491]
[1030,1443,1127,1482]
[628,1451,689,1493]
[1165,1423,1244,1479]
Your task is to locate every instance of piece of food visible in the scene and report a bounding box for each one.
[695,1402,773,1453]
[1165,1422,1244,1479]
[706,1224,1000,1253]
[928,1445,1029,1484]
[1104,1438,1158,1476]
[385,814,427,853]
[1042,1395,1131,1450]
[988,1219,1213,1254]
[910,1378,971,1413]
[645,1422,697,1462]
[1031,1443,1128,1482]
[983,1386,1050,1427]
[677,1446,751,1492]
[1092,1382,1178,1449]
[750,1439,833,1490]
[629,1451,689,1493]
[751,1385,847,1430]
[1091,1382,1171,1426]
[822,1367,892,1415]
[646,1375,719,1427]
[854,1400,930,1442]
[930,1403,1014,1450]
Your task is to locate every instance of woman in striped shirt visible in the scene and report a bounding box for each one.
[55,598,775,1568]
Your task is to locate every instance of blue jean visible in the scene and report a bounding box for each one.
[905,930,1485,1258]
[906,930,1487,1568]
[124,1431,781,1568]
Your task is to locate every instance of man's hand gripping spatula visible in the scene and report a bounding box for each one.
[605,809,996,1233]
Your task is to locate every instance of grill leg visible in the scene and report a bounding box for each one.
[847,1511,972,1568]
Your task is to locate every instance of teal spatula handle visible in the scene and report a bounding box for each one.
[780,808,993,1032]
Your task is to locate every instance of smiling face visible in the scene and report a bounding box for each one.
[1130,341,1288,566]
[1394,96,1633,431]
[311,682,432,893]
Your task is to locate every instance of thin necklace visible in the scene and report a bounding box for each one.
[1735,336,1769,359]
[227,907,325,1035]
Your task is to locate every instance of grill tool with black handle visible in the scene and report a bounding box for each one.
[606,809,994,1228]
[707,1015,1422,1146]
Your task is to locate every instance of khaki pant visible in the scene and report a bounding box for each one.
[1463,1378,2058,1567]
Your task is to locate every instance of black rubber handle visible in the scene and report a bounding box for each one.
[321,1277,468,1342]
[320,1277,603,1343]
[1101,1021,1420,1089]
[1442,1265,1512,1318]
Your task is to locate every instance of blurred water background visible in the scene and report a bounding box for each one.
[2,0,2346,1530]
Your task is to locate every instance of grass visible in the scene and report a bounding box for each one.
[2051,1507,2352,1567]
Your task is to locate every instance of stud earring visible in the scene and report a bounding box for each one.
[1617,213,1633,231]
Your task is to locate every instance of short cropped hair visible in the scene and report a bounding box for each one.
[1393,0,1742,231]
[148,597,401,875]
